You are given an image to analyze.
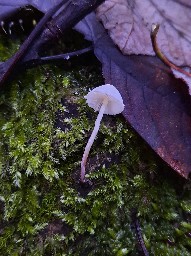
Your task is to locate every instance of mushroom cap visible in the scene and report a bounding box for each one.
[84,84,124,115]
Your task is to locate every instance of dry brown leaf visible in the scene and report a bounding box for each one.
[96,0,191,67]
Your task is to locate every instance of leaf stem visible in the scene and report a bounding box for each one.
[151,24,191,78]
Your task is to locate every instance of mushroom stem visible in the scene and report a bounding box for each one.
[81,97,109,182]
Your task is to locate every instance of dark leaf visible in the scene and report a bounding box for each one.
[0,0,61,20]
[76,13,191,178]
[0,0,28,20]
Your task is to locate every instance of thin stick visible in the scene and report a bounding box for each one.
[22,46,93,67]
[131,208,149,256]
[41,46,93,61]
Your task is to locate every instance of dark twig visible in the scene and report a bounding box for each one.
[131,208,149,256]
[23,46,93,67]
[151,24,191,78]
[24,0,105,60]
[41,46,93,61]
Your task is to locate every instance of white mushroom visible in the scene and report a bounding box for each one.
[80,84,124,182]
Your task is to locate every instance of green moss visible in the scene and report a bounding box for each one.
[0,36,191,256]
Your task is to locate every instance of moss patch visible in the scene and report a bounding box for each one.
[0,37,191,256]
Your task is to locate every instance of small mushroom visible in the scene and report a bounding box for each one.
[81,84,124,182]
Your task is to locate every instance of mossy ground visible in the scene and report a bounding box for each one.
[0,34,191,256]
